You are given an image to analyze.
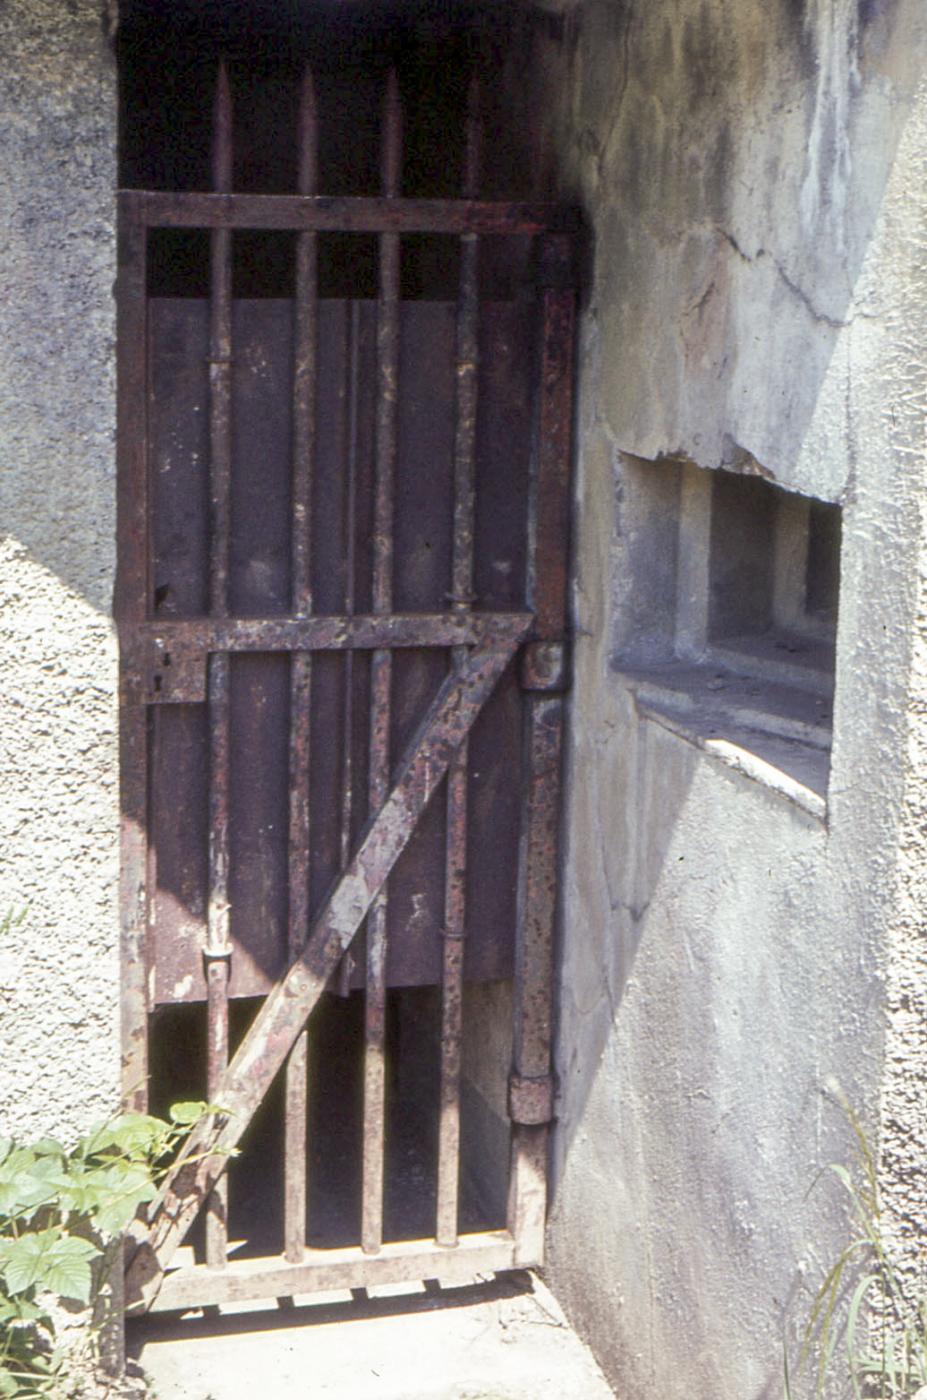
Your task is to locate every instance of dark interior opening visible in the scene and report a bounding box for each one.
[119,0,556,299]
[708,473,842,649]
[149,991,505,1259]
[806,497,842,623]
[703,467,841,707]
[708,472,777,642]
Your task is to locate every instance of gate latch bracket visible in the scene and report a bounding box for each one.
[508,1072,555,1126]
[520,641,568,694]
[121,638,207,705]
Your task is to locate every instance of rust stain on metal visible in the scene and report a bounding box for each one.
[204,55,234,1272]
[506,232,576,1271]
[284,61,320,1267]
[150,1233,517,1313]
[437,68,482,1251]
[363,67,403,1259]
[335,302,363,999]
[120,189,576,236]
[116,202,150,1113]
[291,63,319,619]
[528,234,576,643]
[123,611,527,687]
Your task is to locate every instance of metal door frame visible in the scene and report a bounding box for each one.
[116,61,576,1315]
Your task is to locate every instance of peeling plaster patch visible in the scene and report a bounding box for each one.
[550,0,914,498]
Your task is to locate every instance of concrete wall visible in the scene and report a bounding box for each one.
[0,0,119,1142]
[2,6,926,1396]
[538,1,927,1396]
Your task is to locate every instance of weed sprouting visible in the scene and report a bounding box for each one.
[787,1092,927,1399]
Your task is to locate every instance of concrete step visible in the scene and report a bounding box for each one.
[129,1270,616,1400]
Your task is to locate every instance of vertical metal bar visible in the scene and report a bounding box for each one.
[507,233,575,1266]
[362,67,402,1257]
[436,72,481,1249]
[205,57,233,1270]
[506,693,562,1265]
[525,235,574,645]
[285,65,319,1265]
[117,210,150,1114]
[336,301,362,999]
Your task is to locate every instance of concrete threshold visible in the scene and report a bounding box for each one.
[128,1269,616,1400]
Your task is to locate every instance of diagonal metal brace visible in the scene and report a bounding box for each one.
[124,616,531,1312]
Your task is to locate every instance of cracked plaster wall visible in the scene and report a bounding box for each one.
[0,0,119,1142]
[535,1,927,1396]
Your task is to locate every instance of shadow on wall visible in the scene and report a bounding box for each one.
[545,0,920,1138]
[540,0,926,1389]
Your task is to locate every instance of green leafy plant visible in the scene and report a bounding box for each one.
[0,1103,214,1398]
[786,1094,927,1400]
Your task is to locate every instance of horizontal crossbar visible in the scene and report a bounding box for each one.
[148,1232,519,1313]
[127,610,531,653]
[119,190,574,235]
[120,612,531,704]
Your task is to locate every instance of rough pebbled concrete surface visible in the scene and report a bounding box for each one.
[872,61,927,1324]
[0,0,119,1142]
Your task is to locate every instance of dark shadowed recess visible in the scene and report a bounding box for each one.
[118,0,559,299]
[148,990,505,1257]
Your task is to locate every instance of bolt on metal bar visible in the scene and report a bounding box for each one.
[284,63,319,1268]
[362,67,402,1258]
[436,70,482,1250]
[205,55,233,1271]
[336,301,363,999]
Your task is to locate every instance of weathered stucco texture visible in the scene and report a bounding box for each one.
[541,1,927,1396]
[0,0,119,1141]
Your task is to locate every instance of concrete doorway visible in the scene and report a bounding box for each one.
[116,1,575,1319]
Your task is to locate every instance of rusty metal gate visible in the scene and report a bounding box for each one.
[117,59,575,1315]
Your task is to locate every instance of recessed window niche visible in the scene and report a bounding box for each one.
[615,456,840,817]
